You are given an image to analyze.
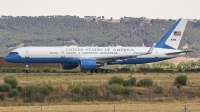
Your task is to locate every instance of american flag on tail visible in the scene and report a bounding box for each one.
[174,31,181,36]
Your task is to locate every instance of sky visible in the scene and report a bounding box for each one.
[0,0,199,19]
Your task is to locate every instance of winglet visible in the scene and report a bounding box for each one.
[146,43,155,54]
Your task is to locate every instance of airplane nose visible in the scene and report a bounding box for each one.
[4,55,12,62]
[4,55,10,62]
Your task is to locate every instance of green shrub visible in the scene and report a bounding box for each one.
[43,83,54,92]
[4,76,18,88]
[138,67,150,72]
[164,94,168,97]
[82,85,96,101]
[108,76,124,85]
[129,77,136,86]
[22,84,40,96]
[52,69,57,72]
[122,80,130,86]
[0,83,12,92]
[0,94,5,100]
[82,85,96,96]
[71,83,82,93]
[120,68,132,72]
[41,87,50,96]
[36,69,40,72]
[35,93,45,102]
[72,94,81,102]
[16,86,22,92]
[178,69,182,72]
[8,89,19,98]
[177,84,181,89]
[108,84,124,95]
[24,98,32,103]
[151,68,164,72]
[123,87,132,95]
[43,68,50,72]
[154,86,163,94]
[174,75,187,86]
[138,78,153,87]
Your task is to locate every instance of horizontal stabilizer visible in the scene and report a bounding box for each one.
[165,50,194,55]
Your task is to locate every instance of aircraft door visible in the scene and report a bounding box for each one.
[155,51,159,58]
[61,50,65,58]
[25,50,29,58]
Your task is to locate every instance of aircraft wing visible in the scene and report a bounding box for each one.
[96,43,155,62]
[96,54,138,62]
[165,50,194,55]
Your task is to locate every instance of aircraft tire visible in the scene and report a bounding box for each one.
[26,70,30,73]
[106,69,111,73]
[101,69,106,73]
[95,69,100,73]
[90,70,95,73]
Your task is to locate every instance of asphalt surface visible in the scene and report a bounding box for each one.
[0,71,199,75]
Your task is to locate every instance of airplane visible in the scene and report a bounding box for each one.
[4,18,193,73]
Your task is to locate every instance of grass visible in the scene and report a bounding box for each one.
[0,102,199,112]
[0,73,200,111]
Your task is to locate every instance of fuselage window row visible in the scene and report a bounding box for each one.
[82,52,98,54]
[50,52,58,54]
[66,52,76,54]
[133,52,145,54]
[100,52,118,54]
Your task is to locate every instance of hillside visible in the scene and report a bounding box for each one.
[0,16,199,57]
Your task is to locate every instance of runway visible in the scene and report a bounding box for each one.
[0,71,199,75]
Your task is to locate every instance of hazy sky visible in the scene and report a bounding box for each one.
[0,0,199,19]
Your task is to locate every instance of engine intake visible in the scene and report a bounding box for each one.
[79,59,96,70]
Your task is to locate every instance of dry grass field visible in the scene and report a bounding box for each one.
[0,72,198,87]
[0,102,200,112]
[0,73,200,111]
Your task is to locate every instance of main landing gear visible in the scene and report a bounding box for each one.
[90,69,111,73]
[90,62,111,73]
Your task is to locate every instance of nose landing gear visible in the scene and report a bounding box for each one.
[24,63,30,73]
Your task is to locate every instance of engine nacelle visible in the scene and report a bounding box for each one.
[79,59,96,70]
[61,63,78,69]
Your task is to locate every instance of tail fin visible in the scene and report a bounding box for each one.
[155,18,188,49]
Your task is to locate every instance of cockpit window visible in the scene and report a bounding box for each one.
[9,52,18,55]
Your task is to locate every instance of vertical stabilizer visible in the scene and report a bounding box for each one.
[155,18,188,49]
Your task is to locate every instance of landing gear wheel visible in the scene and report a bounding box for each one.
[90,69,95,73]
[95,69,100,73]
[106,69,111,73]
[101,69,106,73]
[26,70,30,73]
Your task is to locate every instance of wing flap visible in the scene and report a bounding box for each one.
[96,43,155,62]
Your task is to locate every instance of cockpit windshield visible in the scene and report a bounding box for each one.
[9,52,18,55]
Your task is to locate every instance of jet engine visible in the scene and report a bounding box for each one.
[79,59,96,70]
